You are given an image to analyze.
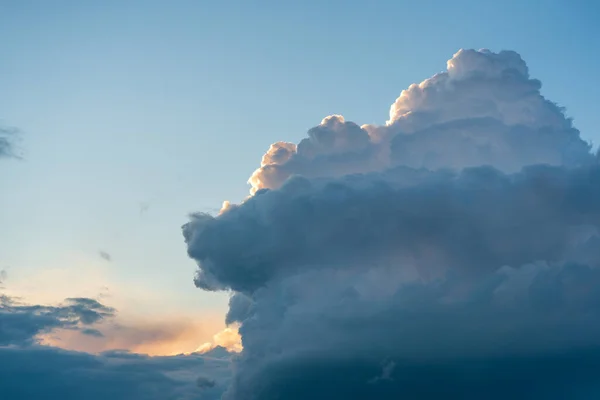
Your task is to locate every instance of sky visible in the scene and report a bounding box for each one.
[2,1,600,399]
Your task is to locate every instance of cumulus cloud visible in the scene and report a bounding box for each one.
[183,49,600,399]
[247,49,592,195]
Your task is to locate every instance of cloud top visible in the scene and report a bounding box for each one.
[247,49,591,196]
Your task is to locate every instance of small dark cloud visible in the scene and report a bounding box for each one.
[98,251,112,262]
[81,328,104,338]
[196,375,216,389]
[139,202,150,216]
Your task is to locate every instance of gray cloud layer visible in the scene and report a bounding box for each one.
[184,49,600,399]
[0,345,231,400]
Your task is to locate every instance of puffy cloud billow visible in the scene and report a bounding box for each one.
[247,49,592,195]
[184,49,600,399]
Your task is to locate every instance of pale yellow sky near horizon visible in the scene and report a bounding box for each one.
[1,251,239,356]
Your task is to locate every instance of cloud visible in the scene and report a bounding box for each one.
[0,345,231,400]
[197,375,217,389]
[247,49,592,195]
[0,295,115,346]
[195,325,243,354]
[139,202,150,216]
[0,269,7,288]
[0,124,20,159]
[183,49,600,399]
[99,251,112,262]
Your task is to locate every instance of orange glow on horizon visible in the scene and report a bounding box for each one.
[38,315,228,356]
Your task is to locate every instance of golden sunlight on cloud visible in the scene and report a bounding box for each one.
[219,200,233,215]
[195,325,242,353]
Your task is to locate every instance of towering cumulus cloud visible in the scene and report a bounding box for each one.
[184,49,600,399]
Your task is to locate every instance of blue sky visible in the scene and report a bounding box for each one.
[1,0,599,355]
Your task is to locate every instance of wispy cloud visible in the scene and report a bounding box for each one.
[0,124,21,159]
[98,251,112,262]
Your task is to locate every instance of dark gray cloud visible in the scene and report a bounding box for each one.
[0,345,231,400]
[197,375,217,389]
[183,49,600,399]
[0,295,115,346]
[188,166,600,399]
[81,328,105,337]
[185,164,600,293]
[229,349,600,400]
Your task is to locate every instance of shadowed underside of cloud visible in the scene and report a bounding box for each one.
[0,345,231,400]
[183,49,600,399]
[244,349,600,399]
